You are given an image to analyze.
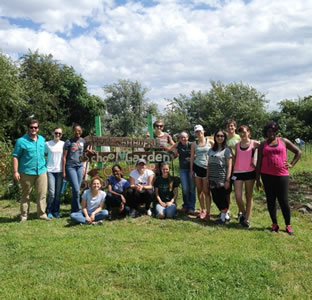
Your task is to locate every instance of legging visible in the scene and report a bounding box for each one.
[210,187,229,211]
[261,174,290,225]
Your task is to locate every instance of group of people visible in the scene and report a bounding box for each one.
[12,118,301,235]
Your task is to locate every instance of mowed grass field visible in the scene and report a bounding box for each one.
[0,195,312,299]
[0,147,312,300]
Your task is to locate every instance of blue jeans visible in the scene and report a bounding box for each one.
[155,203,177,218]
[70,210,109,224]
[180,169,196,210]
[66,166,83,213]
[47,172,63,215]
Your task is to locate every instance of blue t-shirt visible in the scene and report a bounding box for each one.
[108,176,130,194]
[64,137,87,168]
[12,134,47,175]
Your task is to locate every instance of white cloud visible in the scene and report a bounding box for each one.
[0,0,312,112]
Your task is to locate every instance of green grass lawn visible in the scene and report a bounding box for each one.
[0,194,311,299]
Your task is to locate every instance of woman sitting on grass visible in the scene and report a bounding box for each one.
[154,162,179,219]
[128,159,154,218]
[256,121,301,235]
[70,176,108,225]
[106,164,130,218]
[232,125,260,228]
[207,130,232,224]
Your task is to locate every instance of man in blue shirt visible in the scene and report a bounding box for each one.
[12,120,49,222]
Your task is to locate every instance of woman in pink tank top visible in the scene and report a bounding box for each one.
[256,121,301,235]
[232,125,260,228]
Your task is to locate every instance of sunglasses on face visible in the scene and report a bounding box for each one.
[54,132,62,135]
[216,135,224,138]
[155,125,163,128]
[29,126,38,129]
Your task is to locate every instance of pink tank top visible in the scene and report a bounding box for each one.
[261,137,289,176]
[234,140,255,172]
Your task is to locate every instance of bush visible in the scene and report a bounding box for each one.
[0,139,20,200]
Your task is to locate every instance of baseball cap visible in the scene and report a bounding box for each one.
[194,125,204,132]
[136,158,147,165]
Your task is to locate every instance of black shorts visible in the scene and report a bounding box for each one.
[193,163,207,178]
[233,171,256,181]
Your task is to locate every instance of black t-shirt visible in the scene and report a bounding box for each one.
[154,176,180,202]
[177,142,192,170]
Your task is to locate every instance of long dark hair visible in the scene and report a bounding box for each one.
[160,162,174,191]
[212,129,227,151]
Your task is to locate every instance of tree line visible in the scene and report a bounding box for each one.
[1,50,312,143]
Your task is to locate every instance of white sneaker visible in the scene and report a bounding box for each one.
[220,212,226,222]
[147,209,152,217]
[225,211,231,221]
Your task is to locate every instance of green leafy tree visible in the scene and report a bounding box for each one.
[103,79,158,137]
[19,50,105,140]
[164,81,268,138]
[0,52,26,140]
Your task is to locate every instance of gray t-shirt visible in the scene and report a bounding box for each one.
[194,138,211,169]
[82,189,106,214]
[64,137,87,168]
[208,148,232,184]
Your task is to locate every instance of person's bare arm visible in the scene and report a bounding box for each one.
[12,157,20,181]
[283,138,302,168]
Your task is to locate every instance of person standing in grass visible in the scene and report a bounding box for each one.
[207,130,232,224]
[62,124,93,213]
[168,131,196,214]
[232,125,260,228]
[154,162,179,219]
[45,127,64,219]
[256,121,301,235]
[106,164,130,218]
[128,159,154,218]
[225,119,240,221]
[70,176,108,225]
[12,119,50,222]
[190,125,213,221]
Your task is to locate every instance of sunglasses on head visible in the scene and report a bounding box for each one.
[29,126,38,129]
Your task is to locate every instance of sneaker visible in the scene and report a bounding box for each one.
[130,209,138,218]
[238,213,245,224]
[20,216,27,223]
[187,209,195,215]
[157,213,165,219]
[180,207,188,213]
[92,220,104,225]
[147,209,152,217]
[204,213,210,222]
[225,211,231,222]
[271,223,279,233]
[286,225,294,236]
[39,214,51,221]
[242,220,250,228]
[221,212,227,222]
[199,210,207,220]
[214,218,225,225]
[47,213,53,219]
[54,212,61,218]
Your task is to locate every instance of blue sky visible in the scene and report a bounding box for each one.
[0,0,312,111]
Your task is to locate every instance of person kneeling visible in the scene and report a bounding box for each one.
[154,162,179,219]
[70,176,108,225]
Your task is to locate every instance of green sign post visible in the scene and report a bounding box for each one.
[147,114,153,138]
[95,116,102,168]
